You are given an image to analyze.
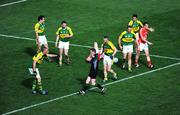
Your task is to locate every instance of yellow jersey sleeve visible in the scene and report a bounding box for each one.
[35,23,40,33]
[67,27,73,36]
[137,20,143,27]
[108,41,116,50]
[128,20,133,26]
[56,27,61,35]
[119,31,126,40]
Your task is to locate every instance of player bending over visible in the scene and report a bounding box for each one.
[102,36,117,82]
[79,48,105,95]
[55,21,73,66]
[31,47,57,95]
[135,22,154,68]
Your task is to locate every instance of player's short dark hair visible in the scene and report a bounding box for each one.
[103,36,109,39]
[132,14,138,18]
[143,22,148,25]
[61,20,67,24]
[127,25,132,28]
[90,48,96,53]
[38,15,45,21]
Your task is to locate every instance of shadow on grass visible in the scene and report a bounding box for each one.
[21,78,34,89]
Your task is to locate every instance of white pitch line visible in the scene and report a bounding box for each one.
[0,34,180,61]
[0,0,27,7]
[2,62,180,115]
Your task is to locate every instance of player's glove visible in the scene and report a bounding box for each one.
[110,56,114,60]
[33,71,37,76]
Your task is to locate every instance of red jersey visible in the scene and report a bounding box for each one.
[138,27,148,44]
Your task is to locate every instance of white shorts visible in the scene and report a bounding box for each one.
[58,41,69,49]
[139,43,148,51]
[103,54,113,66]
[38,35,47,46]
[28,68,41,79]
[123,45,133,54]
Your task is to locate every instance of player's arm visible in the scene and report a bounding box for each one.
[55,29,60,47]
[147,27,155,32]
[109,42,117,57]
[46,54,58,57]
[118,32,124,50]
[140,29,153,45]
[128,20,133,26]
[32,60,37,75]
[66,27,73,38]
[86,55,92,62]
[35,24,40,45]
[138,20,143,27]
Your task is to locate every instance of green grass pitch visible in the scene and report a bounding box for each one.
[0,0,180,114]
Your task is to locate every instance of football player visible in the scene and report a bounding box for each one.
[55,21,73,66]
[135,22,154,68]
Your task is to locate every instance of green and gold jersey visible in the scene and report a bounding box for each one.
[119,31,136,45]
[34,22,45,36]
[128,20,143,33]
[103,41,116,56]
[56,26,73,42]
[32,52,45,64]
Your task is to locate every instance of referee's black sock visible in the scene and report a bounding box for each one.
[82,84,90,92]
[96,83,103,90]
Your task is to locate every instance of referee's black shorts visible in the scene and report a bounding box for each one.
[88,69,97,79]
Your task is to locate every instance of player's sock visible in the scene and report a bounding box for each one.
[82,84,90,92]
[32,79,37,91]
[37,81,43,91]
[148,61,152,66]
[96,83,103,90]
[128,66,132,73]
[65,55,70,64]
[122,59,126,68]
[103,71,108,82]
[59,59,62,66]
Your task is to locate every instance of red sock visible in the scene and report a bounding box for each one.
[148,61,152,66]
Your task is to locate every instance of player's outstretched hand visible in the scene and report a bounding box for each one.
[149,28,155,32]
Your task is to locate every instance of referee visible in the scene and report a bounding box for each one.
[79,48,105,95]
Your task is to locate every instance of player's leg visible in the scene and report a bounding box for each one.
[32,78,37,94]
[122,45,128,69]
[135,48,140,67]
[64,42,70,64]
[103,55,109,82]
[36,70,48,95]
[107,61,117,80]
[103,63,108,82]
[144,48,153,68]
[128,52,133,72]
[122,53,127,69]
[91,79,106,94]
[37,36,43,53]
[58,48,63,66]
[79,76,91,95]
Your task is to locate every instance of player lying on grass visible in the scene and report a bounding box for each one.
[32,47,57,95]
[118,26,137,72]
[79,47,105,95]
[102,36,117,82]
[135,22,154,68]
[55,21,73,66]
